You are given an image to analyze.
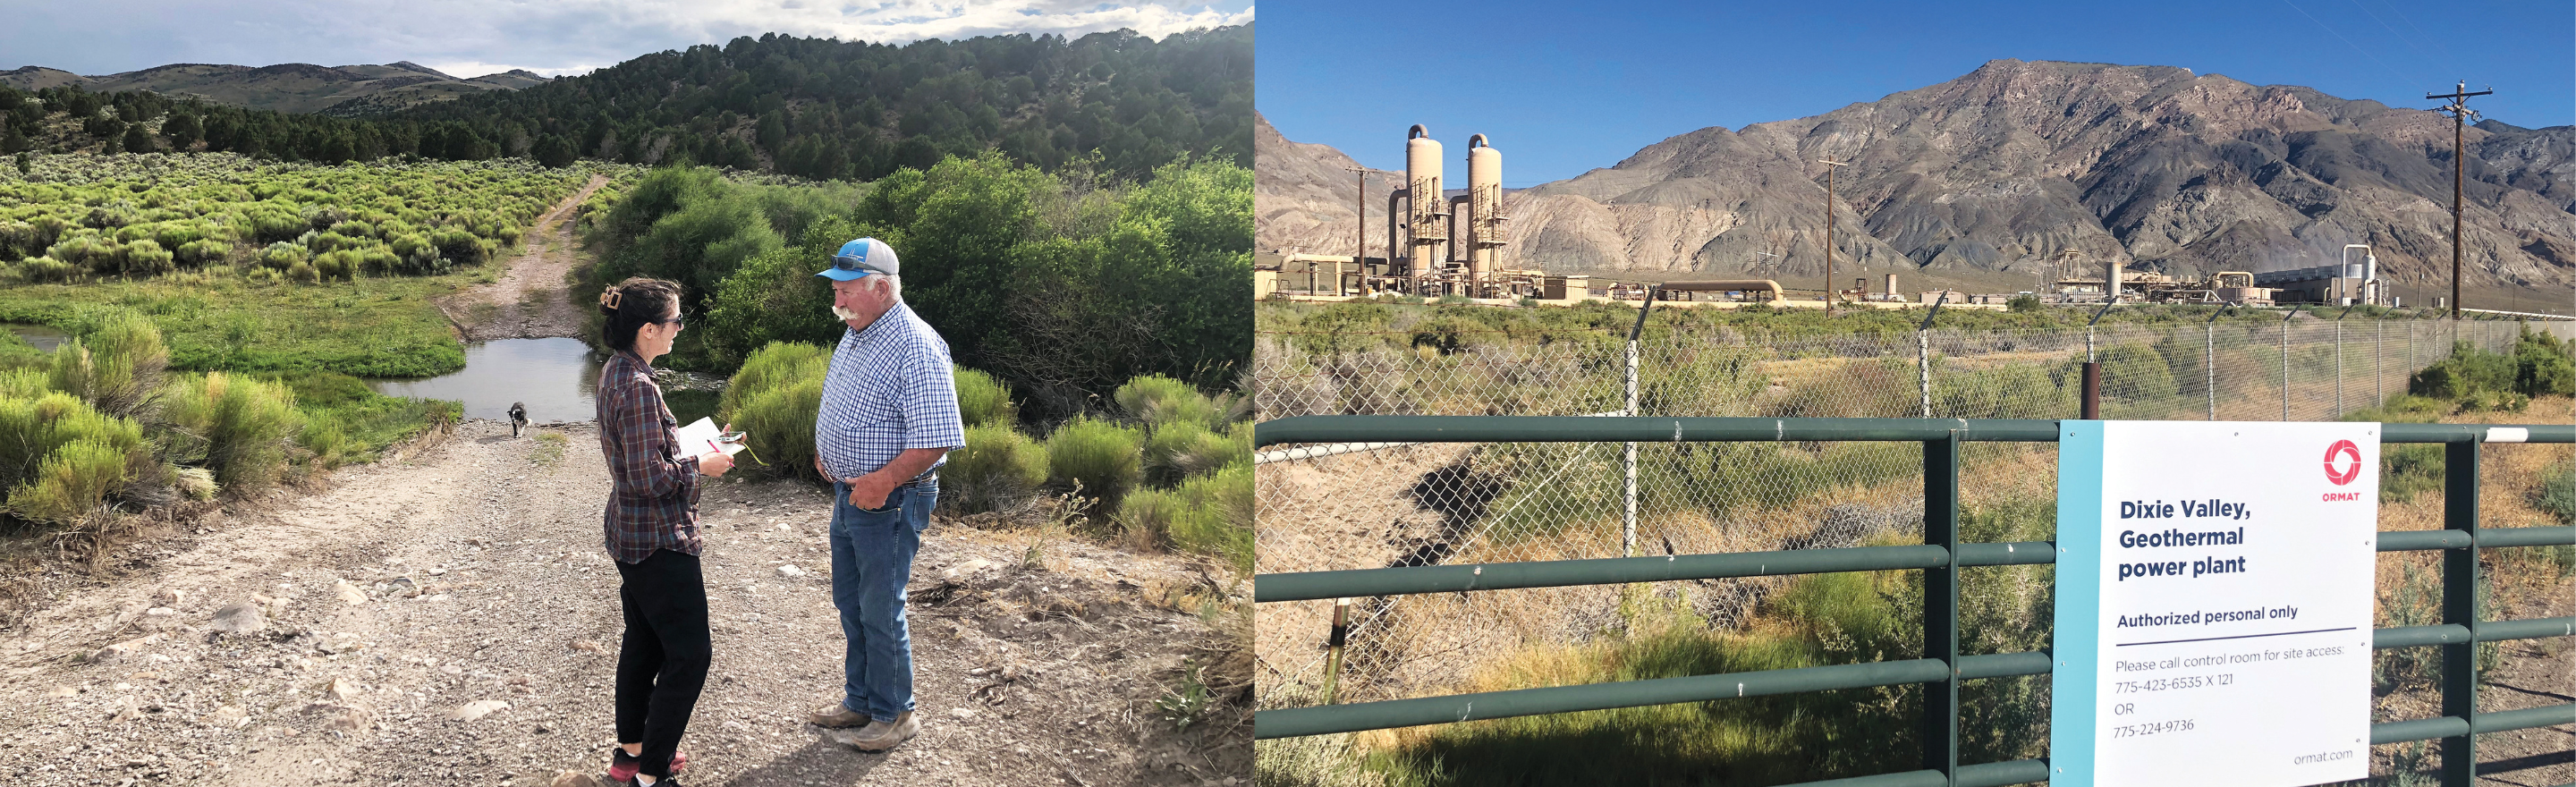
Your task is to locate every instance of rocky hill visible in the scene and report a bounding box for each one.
[1259,60,2576,291]
[0,61,547,115]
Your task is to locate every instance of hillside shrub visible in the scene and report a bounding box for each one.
[943,423,1047,514]
[1114,374,1201,425]
[161,372,301,494]
[1045,417,1141,508]
[0,387,152,529]
[46,310,167,419]
[1169,463,1251,572]
[717,342,830,482]
[2411,342,2514,401]
[954,366,1017,427]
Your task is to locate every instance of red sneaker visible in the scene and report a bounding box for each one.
[606,747,688,784]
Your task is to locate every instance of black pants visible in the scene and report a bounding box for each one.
[614,548,710,779]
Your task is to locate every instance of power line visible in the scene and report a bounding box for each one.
[2340,0,2444,83]
[2278,0,2417,87]
[2366,0,2467,77]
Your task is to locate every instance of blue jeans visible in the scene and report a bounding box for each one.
[829,479,935,723]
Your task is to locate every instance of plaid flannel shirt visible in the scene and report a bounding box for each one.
[816,303,966,482]
[597,349,701,564]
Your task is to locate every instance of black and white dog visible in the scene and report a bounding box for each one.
[507,402,528,437]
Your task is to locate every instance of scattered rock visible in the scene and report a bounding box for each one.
[319,703,373,732]
[945,558,997,580]
[947,707,977,720]
[777,563,805,578]
[316,632,364,655]
[210,705,249,727]
[569,639,606,654]
[46,685,77,698]
[548,771,610,787]
[447,699,509,722]
[334,581,368,606]
[153,588,185,607]
[208,602,265,634]
[89,634,163,664]
[326,677,360,702]
[106,695,144,723]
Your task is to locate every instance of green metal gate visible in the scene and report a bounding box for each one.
[1253,416,2576,787]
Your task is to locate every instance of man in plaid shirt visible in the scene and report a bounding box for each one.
[802,238,963,752]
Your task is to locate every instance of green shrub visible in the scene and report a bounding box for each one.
[257,241,307,271]
[162,372,302,494]
[0,392,148,519]
[2538,460,2576,527]
[15,256,75,283]
[1144,420,1246,485]
[944,423,1048,514]
[120,239,174,276]
[1169,463,1252,572]
[298,412,352,470]
[1045,416,1142,506]
[2514,332,2575,397]
[955,366,1017,427]
[4,437,132,527]
[2411,342,2514,400]
[1141,420,1211,486]
[717,342,830,481]
[47,310,167,419]
[1114,375,1207,427]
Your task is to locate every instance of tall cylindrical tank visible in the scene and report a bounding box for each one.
[1885,274,1899,299]
[1467,134,1502,292]
[2106,259,2122,303]
[1406,125,1445,267]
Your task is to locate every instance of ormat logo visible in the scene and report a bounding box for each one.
[2323,439,2363,486]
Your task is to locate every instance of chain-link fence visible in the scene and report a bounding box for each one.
[1252,314,2574,709]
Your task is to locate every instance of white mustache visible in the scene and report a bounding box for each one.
[833,305,861,321]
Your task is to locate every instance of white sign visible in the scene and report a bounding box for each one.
[2050,421,2378,787]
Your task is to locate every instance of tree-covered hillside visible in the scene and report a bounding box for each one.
[0,25,1250,182]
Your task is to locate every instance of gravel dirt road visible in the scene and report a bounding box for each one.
[0,419,1250,785]
[436,174,610,343]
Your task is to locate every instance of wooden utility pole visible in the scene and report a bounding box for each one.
[1820,158,1850,315]
[2428,81,2490,318]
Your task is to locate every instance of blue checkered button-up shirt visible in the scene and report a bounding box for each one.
[816,302,966,482]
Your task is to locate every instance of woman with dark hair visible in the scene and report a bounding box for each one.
[594,276,731,787]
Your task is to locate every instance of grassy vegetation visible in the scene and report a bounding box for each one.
[0,273,471,377]
[1269,498,2056,787]
[0,313,453,563]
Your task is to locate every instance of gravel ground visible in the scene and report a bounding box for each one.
[0,419,1250,786]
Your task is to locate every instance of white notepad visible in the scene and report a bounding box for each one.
[674,418,746,459]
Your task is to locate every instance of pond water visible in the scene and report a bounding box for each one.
[368,337,605,423]
[4,323,71,352]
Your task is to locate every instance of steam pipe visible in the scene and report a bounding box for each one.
[1410,124,1428,140]
[1386,188,1406,285]
[1450,194,1472,296]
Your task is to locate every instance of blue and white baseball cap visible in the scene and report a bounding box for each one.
[817,237,899,281]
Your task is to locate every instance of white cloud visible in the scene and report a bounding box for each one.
[1,1,1253,77]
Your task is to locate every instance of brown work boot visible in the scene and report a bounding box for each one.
[846,712,918,752]
[808,703,869,728]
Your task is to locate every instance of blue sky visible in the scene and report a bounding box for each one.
[0,1,1252,80]
[1258,0,2572,184]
